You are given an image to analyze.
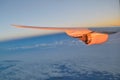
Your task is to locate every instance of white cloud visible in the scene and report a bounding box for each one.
[0,60,120,80]
[6,39,83,51]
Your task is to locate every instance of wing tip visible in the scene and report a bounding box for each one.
[11,24,25,28]
[11,24,18,26]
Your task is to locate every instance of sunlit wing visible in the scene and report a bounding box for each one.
[12,24,120,45]
[12,24,85,31]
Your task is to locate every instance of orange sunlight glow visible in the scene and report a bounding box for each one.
[73,18,120,28]
[65,29,108,45]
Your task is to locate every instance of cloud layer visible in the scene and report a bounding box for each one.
[0,33,120,80]
[0,60,120,80]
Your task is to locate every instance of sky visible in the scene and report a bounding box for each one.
[0,0,120,41]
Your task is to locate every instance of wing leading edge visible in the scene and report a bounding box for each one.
[12,24,85,31]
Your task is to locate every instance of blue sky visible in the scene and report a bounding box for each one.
[0,0,120,41]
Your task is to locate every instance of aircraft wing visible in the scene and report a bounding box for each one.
[12,24,120,45]
[12,24,84,31]
[90,27,120,34]
[12,24,120,34]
